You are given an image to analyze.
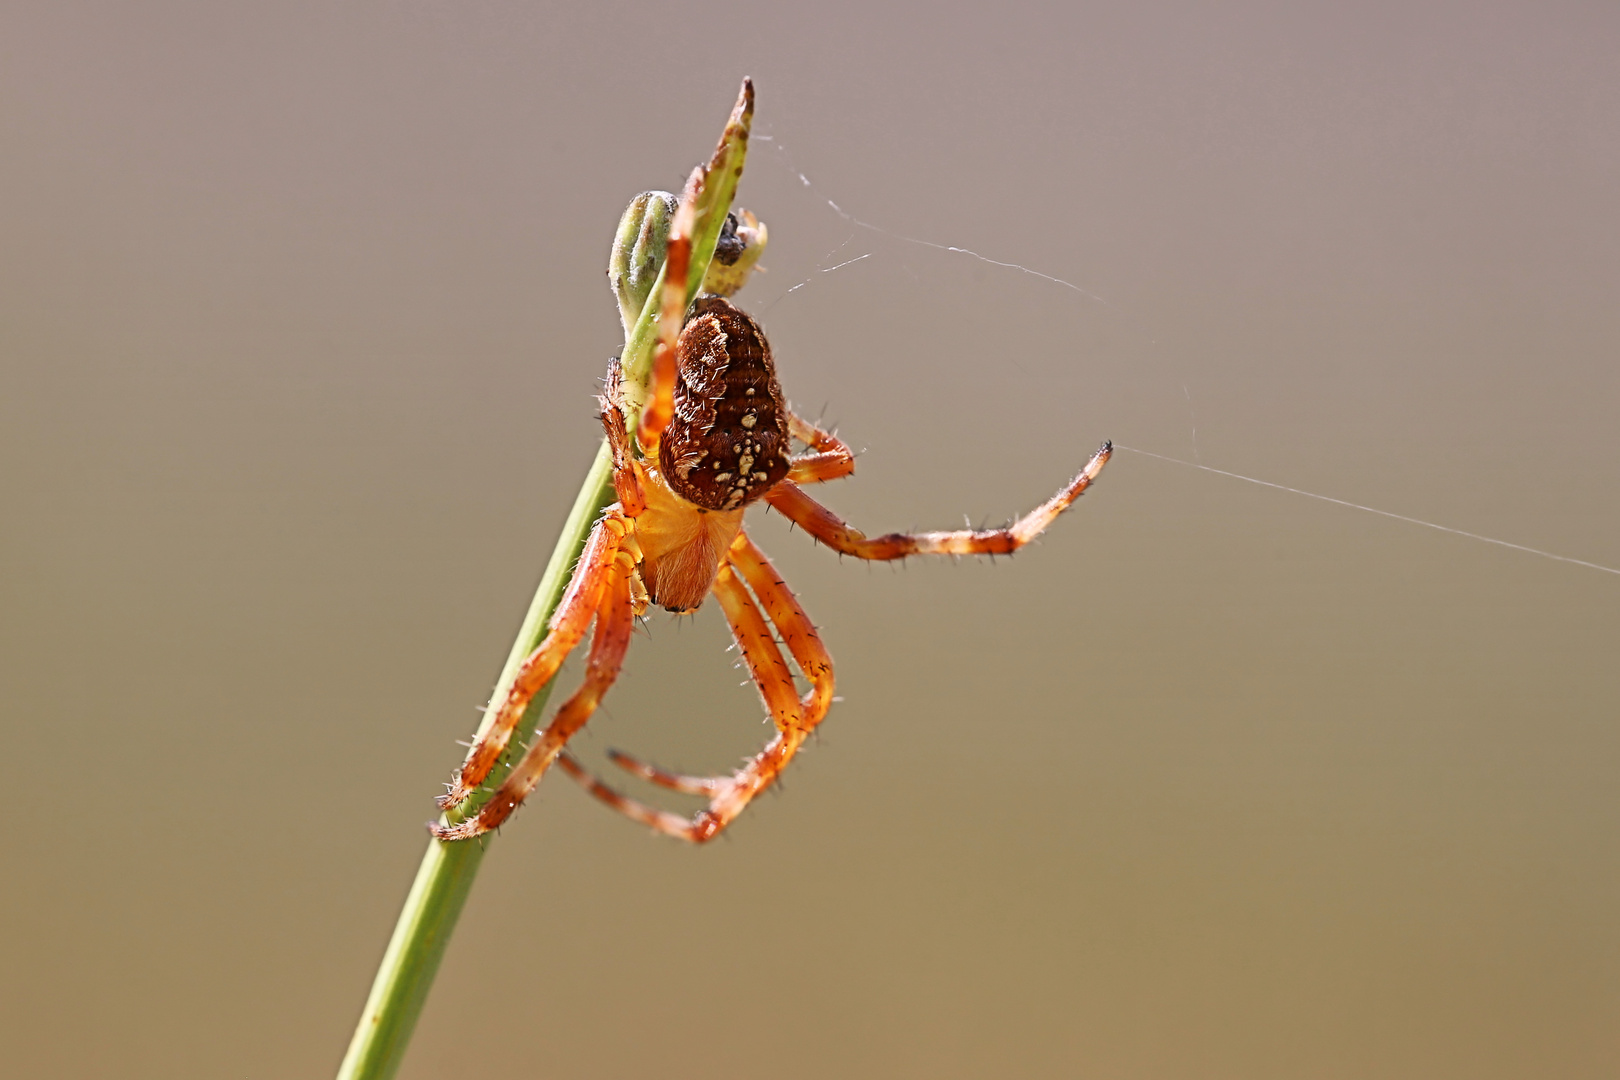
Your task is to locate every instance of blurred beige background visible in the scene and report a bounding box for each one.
[3,2,1617,1077]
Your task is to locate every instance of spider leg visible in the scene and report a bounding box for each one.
[601,363,646,516]
[586,528,835,794]
[635,169,700,454]
[437,509,631,810]
[431,546,637,840]
[710,554,804,730]
[602,749,724,795]
[727,530,834,723]
[439,368,653,812]
[556,752,704,834]
[786,410,855,485]
[766,440,1112,559]
[560,531,836,842]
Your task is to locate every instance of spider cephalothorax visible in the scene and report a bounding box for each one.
[431,108,1110,843]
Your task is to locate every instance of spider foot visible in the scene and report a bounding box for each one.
[428,816,486,842]
[428,788,527,841]
[435,777,476,811]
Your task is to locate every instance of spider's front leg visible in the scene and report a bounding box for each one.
[634,166,695,456]
[558,531,835,842]
[767,440,1113,559]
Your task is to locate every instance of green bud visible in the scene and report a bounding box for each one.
[607,191,678,336]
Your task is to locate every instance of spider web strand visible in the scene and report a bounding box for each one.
[1117,445,1620,578]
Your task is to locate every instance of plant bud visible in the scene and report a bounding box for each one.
[607,191,678,335]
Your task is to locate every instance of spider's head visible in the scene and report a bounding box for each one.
[701,209,767,298]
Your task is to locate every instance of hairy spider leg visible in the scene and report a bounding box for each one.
[594,531,835,793]
[439,362,653,812]
[559,557,798,840]
[431,546,637,840]
[558,562,805,842]
[593,749,722,796]
[635,168,699,454]
[601,371,647,516]
[437,510,633,810]
[712,556,804,728]
[765,440,1113,560]
[728,531,834,723]
[786,410,856,486]
[559,531,837,842]
[556,751,706,835]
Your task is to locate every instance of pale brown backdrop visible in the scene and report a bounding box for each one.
[2,2,1617,1077]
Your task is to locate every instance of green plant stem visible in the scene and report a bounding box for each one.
[335,78,754,1080]
[335,443,614,1080]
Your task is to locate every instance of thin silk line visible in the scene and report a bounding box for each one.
[755,132,1614,580]
[758,134,1119,311]
[1115,445,1620,578]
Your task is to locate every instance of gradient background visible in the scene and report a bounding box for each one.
[3,2,1617,1077]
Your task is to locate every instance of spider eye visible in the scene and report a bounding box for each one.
[701,208,767,298]
[712,213,745,265]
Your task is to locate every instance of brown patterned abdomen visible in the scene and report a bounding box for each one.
[659,296,791,511]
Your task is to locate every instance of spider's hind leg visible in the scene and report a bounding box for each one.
[432,545,638,840]
[438,509,633,810]
[556,752,712,837]
[602,749,723,796]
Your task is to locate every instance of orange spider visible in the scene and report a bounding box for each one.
[430,179,1111,845]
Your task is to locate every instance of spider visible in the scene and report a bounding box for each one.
[430,178,1111,845]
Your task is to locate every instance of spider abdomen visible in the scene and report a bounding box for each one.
[659,295,791,511]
